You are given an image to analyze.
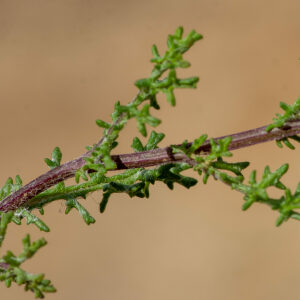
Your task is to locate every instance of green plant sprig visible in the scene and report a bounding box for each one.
[266,97,300,149]
[75,26,202,182]
[175,130,300,226]
[0,27,204,297]
[0,27,300,298]
[0,234,56,298]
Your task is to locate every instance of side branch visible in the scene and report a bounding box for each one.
[0,120,300,213]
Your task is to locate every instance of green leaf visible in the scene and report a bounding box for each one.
[0,235,56,298]
[266,97,300,132]
[131,137,144,152]
[16,209,50,232]
[0,176,23,201]
[151,44,160,58]
[65,198,96,225]
[45,147,62,169]
[189,134,208,154]
[164,87,176,106]
[145,131,165,150]
[0,212,14,247]
[96,119,111,129]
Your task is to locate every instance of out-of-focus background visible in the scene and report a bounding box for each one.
[0,1,300,299]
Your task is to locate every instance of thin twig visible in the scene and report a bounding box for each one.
[0,119,299,213]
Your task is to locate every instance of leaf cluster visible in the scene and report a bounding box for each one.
[0,26,300,298]
[0,235,55,298]
[0,27,203,298]
[175,131,300,226]
[266,97,300,149]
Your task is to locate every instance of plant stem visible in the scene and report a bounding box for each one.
[0,119,299,213]
[0,262,9,270]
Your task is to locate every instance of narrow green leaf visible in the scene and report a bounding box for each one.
[131,137,144,152]
[96,119,111,129]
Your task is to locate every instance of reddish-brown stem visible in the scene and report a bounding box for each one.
[0,119,300,213]
[0,262,9,270]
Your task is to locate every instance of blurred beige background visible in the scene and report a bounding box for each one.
[0,0,300,299]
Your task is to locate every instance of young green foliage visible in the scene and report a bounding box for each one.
[99,162,198,213]
[175,133,300,226]
[131,131,165,152]
[0,211,13,247]
[0,27,204,297]
[266,97,300,132]
[0,176,23,202]
[266,97,300,149]
[14,208,50,232]
[0,235,55,298]
[173,135,249,184]
[65,197,96,225]
[275,185,300,226]
[0,26,300,298]
[75,26,202,184]
[99,131,197,213]
[44,147,62,169]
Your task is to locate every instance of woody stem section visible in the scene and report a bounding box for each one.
[0,119,299,213]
